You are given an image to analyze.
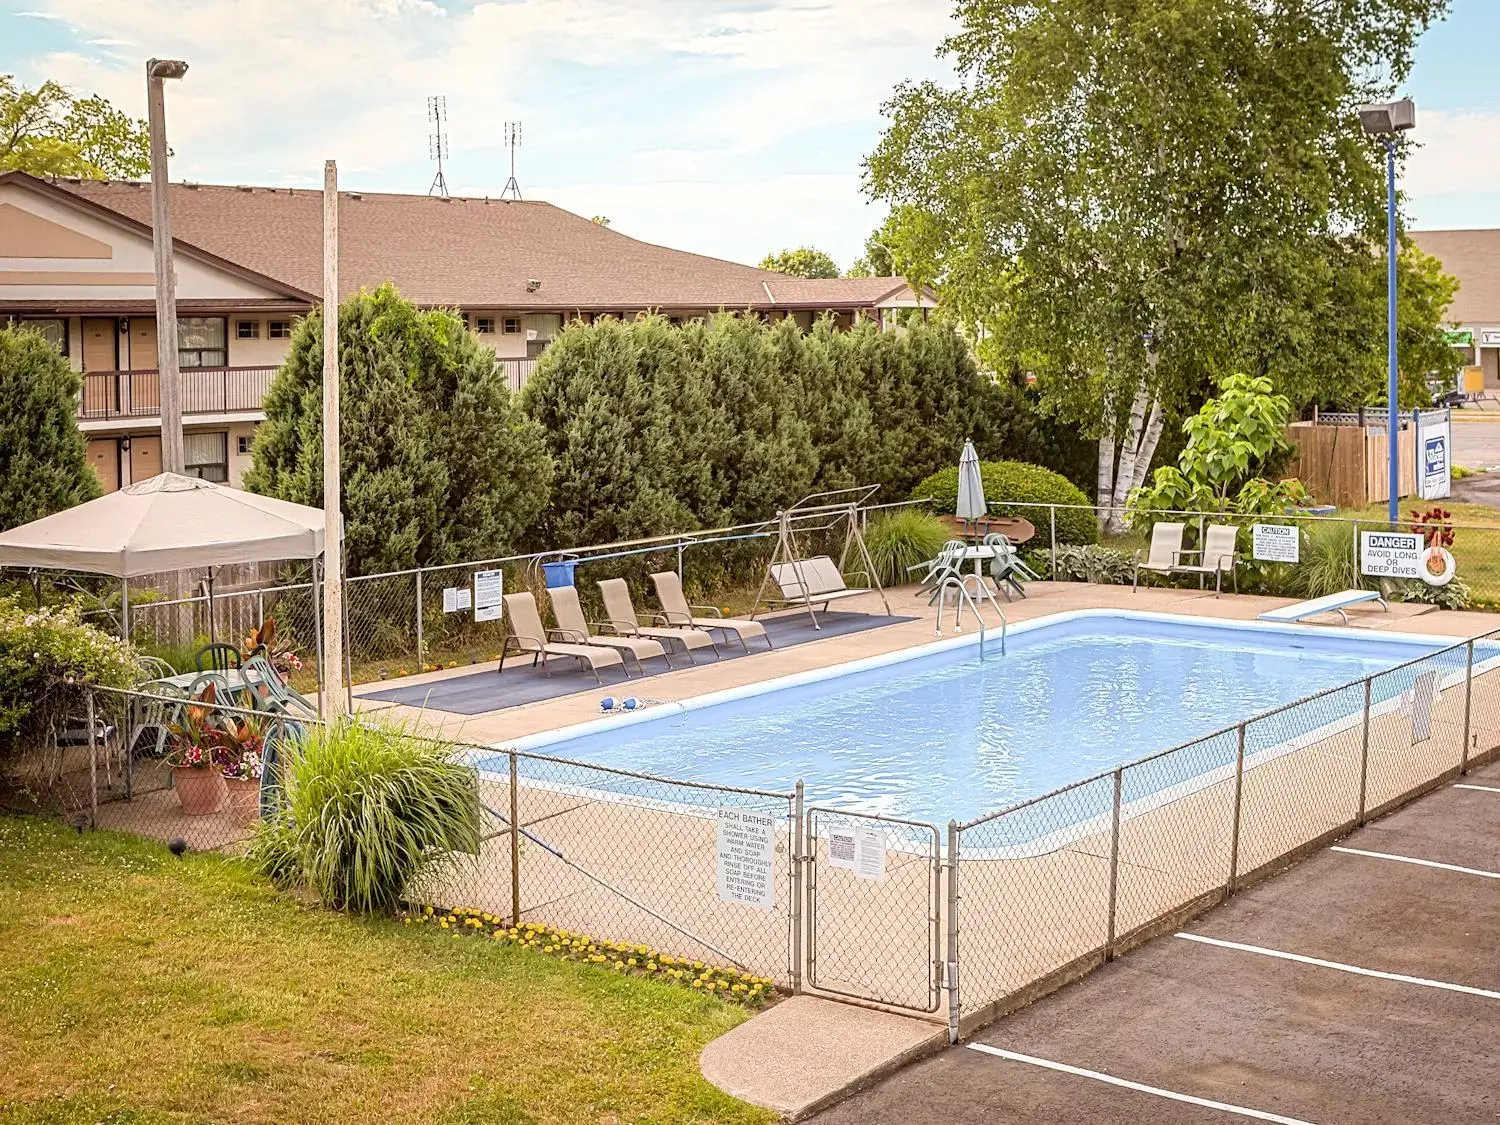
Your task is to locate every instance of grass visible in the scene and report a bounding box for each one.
[0,815,773,1125]
[1346,501,1500,606]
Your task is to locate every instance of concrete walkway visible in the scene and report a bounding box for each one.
[699,996,944,1119]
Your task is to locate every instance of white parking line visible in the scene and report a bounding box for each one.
[1330,846,1500,880]
[1176,933,1500,1000]
[965,1043,1316,1124]
[1454,783,1500,794]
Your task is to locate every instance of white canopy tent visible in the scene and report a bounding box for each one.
[0,473,334,655]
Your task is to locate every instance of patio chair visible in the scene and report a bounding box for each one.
[597,578,718,663]
[194,642,242,674]
[908,540,970,604]
[242,653,318,718]
[549,584,672,674]
[1132,522,1187,590]
[650,571,770,654]
[133,679,189,760]
[1164,523,1241,595]
[500,591,629,684]
[983,532,1040,600]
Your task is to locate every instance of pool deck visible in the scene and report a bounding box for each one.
[349,581,1490,746]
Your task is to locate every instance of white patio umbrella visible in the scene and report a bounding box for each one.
[0,473,333,644]
[956,439,986,526]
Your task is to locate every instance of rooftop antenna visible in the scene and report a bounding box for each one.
[500,120,522,201]
[427,95,450,198]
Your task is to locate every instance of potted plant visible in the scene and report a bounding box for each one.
[243,617,303,678]
[219,713,266,826]
[166,686,229,815]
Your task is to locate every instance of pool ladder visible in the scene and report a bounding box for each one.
[934,573,1007,657]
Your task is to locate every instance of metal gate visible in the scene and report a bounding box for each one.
[805,806,943,1012]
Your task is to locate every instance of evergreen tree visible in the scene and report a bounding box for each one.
[244,285,550,576]
[0,325,101,530]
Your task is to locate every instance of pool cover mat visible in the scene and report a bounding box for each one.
[357,610,919,714]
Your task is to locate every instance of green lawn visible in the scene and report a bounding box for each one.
[0,816,773,1125]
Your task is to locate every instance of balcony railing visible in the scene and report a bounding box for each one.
[499,357,538,392]
[78,366,277,421]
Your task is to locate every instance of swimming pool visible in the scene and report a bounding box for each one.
[499,611,1463,828]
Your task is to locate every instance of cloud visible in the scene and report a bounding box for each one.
[14,9,65,18]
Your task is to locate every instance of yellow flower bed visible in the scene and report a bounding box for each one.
[402,904,775,1008]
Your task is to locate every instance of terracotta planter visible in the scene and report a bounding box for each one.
[173,767,227,816]
[223,776,261,826]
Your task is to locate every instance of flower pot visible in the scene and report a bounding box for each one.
[223,776,261,826]
[173,767,227,816]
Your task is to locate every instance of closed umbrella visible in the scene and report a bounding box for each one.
[956,439,986,528]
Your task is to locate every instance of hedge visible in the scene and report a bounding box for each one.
[910,460,1098,546]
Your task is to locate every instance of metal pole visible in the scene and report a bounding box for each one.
[1460,639,1475,775]
[1105,767,1123,960]
[87,689,98,829]
[415,569,425,672]
[946,819,961,1044]
[791,780,805,994]
[1357,676,1373,825]
[1385,137,1400,525]
[677,540,685,581]
[146,59,188,476]
[1049,506,1057,575]
[321,159,347,717]
[312,555,325,720]
[1227,723,1246,893]
[120,577,130,644]
[509,750,522,925]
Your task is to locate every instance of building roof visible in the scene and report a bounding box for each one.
[19,173,924,313]
[1409,229,1500,326]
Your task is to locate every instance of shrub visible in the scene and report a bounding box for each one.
[0,597,140,760]
[0,325,102,532]
[1298,521,1362,598]
[910,461,1098,546]
[1393,577,1471,610]
[1048,545,1135,585]
[249,718,480,914]
[863,508,952,585]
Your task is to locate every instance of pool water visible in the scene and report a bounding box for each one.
[513,613,1449,827]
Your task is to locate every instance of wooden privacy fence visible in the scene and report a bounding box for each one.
[1283,420,1415,509]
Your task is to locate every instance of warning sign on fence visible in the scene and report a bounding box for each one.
[1360,531,1424,580]
[1251,523,1300,564]
[716,808,777,911]
[827,824,887,881]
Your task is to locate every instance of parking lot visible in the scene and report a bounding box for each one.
[813,759,1500,1125]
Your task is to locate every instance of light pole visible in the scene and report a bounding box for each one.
[1357,97,1416,524]
[146,57,188,476]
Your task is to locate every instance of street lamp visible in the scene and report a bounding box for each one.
[1357,96,1415,524]
[146,57,188,477]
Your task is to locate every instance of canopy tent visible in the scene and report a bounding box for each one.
[0,473,334,653]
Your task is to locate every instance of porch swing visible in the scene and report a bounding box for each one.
[750,485,892,629]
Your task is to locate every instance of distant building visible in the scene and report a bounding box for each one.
[0,170,934,491]
[1410,229,1500,388]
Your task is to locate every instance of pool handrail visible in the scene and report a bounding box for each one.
[935,572,1007,657]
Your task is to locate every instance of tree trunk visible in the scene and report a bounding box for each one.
[1130,397,1166,491]
[1104,385,1150,532]
[1096,430,1116,534]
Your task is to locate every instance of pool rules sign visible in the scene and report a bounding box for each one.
[716,808,777,911]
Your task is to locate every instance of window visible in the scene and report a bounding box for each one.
[177,317,227,368]
[184,431,229,483]
[503,317,521,335]
[475,317,496,334]
[17,318,68,356]
[235,320,260,339]
[236,434,253,456]
[268,321,292,340]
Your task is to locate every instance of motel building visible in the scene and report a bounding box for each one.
[1410,229,1500,389]
[1,169,934,492]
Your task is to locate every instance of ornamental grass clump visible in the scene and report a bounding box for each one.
[249,719,479,915]
[863,508,952,586]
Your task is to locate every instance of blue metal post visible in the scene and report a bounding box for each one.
[1386,138,1400,525]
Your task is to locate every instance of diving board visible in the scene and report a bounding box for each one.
[1258,589,1388,625]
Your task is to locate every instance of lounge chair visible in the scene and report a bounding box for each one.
[764,556,874,616]
[650,571,770,654]
[499,591,628,684]
[549,584,672,673]
[1132,522,1186,590]
[1165,523,1241,595]
[597,578,718,663]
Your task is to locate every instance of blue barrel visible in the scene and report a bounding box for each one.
[542,560,578,589]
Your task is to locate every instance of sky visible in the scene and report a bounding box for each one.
[3,0,1498,271]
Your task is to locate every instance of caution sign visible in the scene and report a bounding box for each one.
[716,808,777,911]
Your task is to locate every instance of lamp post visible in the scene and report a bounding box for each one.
[146,58,189,476]
[1357,97,1416,524]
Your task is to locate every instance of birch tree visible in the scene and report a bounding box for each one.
[867,0,1450,532]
